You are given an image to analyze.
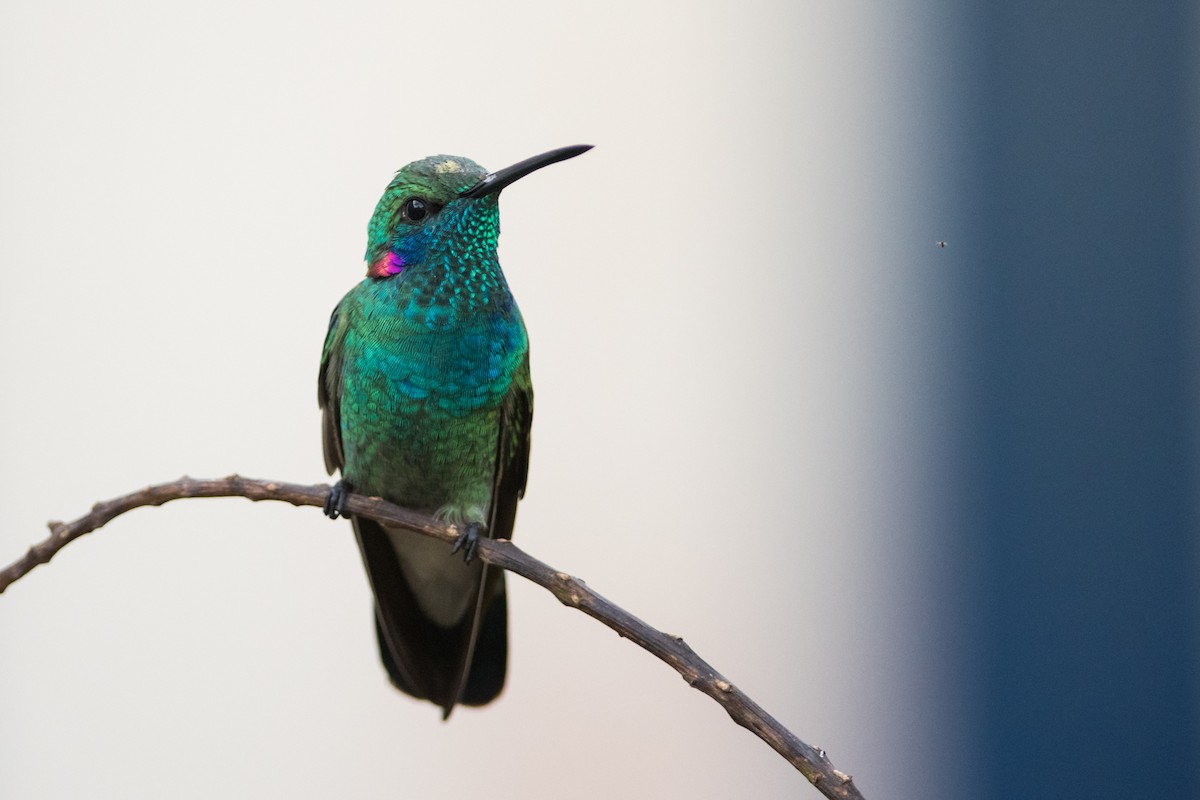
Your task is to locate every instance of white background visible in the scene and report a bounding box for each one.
[0,1,970,797]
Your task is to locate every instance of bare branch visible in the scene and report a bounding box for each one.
[0,475,866,800]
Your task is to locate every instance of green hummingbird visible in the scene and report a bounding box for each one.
[319,145,591,718]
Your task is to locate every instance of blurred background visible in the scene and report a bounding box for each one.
[1,1,1196,798]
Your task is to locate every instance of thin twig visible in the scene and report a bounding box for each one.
[0,475,866,800]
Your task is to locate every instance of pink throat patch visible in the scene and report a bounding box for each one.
[368,252,405,278]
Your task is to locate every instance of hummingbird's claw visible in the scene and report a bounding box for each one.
[324,480,353,519]
[451,521,486,564]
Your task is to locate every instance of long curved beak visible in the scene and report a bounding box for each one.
[459,144,593,199]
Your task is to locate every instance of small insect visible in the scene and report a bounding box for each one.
[937,240,948,248]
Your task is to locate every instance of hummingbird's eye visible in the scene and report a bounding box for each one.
[401,198,429,222]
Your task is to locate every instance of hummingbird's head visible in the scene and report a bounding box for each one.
[364,155,489,279]
[364,145,592,279]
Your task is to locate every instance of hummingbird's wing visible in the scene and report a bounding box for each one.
[318,303,345,475]
[488,353,534,544]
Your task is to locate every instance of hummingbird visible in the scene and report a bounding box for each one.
[319,145,591,718]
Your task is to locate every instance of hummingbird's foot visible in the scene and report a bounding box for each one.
[451,521,486,564]
[324,480,353,519]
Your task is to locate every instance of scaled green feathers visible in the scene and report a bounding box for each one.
[319,145,589,717]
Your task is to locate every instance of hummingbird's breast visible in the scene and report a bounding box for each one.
[336,276,527,521]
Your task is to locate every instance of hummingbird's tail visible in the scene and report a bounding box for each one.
[373,585,507,713]
[353,516,507,717]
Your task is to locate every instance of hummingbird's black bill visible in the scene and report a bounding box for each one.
[460,144,593,199]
